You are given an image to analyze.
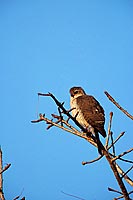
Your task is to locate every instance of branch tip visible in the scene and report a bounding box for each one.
[82,162,86,165]
[110,112,113,118]
[38,92,50,97]
[105,91,133,120]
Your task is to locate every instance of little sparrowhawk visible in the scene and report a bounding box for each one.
[70,86,106,154]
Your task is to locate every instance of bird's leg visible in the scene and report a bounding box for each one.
[85,126,94,137]
[87,126,95,134]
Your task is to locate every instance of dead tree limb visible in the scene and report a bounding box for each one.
[112,148,133,162]
[13,188,24,200]
[82,155,103,165]
[0,148,5,200]
[105,112,113,148]
[104,91,133,120]
[61,190,86,200]
[108,187,123,195]
[114,191,133,200]
[0,163,11,174]
[32,92,133,200]
[107,132,125,151]
[121,166,133,179]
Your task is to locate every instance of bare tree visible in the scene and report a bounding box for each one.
[32,91,133,200]
[0,147,6,200]
[0,148,25,200]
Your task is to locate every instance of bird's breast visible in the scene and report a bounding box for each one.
[70,97,89,128]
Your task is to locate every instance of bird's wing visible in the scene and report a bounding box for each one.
[76,95,106,137]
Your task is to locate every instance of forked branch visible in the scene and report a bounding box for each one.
[31,92,133,200]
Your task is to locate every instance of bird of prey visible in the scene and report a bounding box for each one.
[69,86,106,154]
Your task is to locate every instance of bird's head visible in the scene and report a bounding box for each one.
[69,87,86,98]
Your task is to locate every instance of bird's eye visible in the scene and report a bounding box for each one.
[74,90,78,94]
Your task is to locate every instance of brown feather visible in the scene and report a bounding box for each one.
[76,95,106,137]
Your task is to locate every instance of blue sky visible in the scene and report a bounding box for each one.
[1,0,133,199]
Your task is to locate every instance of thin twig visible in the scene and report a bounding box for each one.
[63,120,99,149]
[105,112,113,149]
[61,190,86,200]
[104,91,133,120]
[114,191,133,200]
[118,158,133,164]
[112,148,133,162]
[109,152,133,164]
[0,163,11,174]
[47,119,61,130]
[121,166,133,179]
[107,132,125,151]
[110,131,116,156]
[32,114,79,135]
[83,150,133,186]
[51,114,61,120]
[115,164,133,186]
[0,148,5,200]
[13,188,24,200]
[108,187,123,195]
[82,155,103,165]
[13,196,20,200]
[58,107,63,126]
[32,114,97,147]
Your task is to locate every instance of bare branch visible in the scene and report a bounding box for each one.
[82,155,103,165]
[108,188,133,200]
[83,151,133,186]
[13,188,24,200]
[32,114,97,148]
[115,164,133,186]
[33,92,133,199]
[38,92,51,97]
[0,148,5,200]
[47,119,61,130]
[105,112,113,148]
[110,131,116,156]
[51,114,61,120]
[57,107,63,126]
[38,93,90,133]
[13,196,20,200]
[121,166,133,179]
[31,116,44,123]
[61,190,86,200]
[0,164,11,174]
[104,91,133,120]
[112,148,133,162]
[108,187,123,195]
[107,132,125,151]
[118,158,133,164]
[114,191,133,200]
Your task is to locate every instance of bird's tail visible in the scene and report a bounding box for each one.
[95,131,102,155]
